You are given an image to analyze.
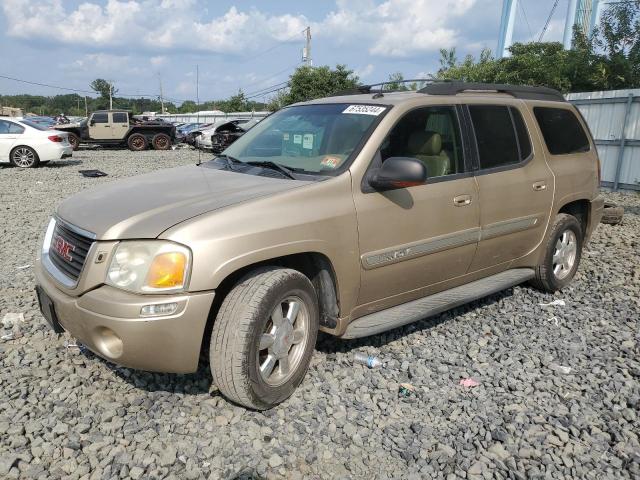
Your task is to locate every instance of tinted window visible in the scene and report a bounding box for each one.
[380,106,464,178]
[19,120,47,131]
[92,113,108,123]
[112,112,128,123]
[0,120,11,134]
[534,107,590,155]
[0,120,24,134]
[510,107,532,161]
[469,105,520,169]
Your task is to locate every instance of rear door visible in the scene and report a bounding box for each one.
[110,112,129,139]
[88,112,111,140]
[0,120,23,161]
[465,103,554,271]
[353,105,480,309]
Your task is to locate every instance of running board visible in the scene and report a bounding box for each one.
[342,268,535,339]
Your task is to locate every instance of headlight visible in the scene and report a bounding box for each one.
[106,241,191,293]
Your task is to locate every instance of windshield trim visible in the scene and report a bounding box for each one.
[224,102,393,178]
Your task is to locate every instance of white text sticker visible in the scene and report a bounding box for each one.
[293,134,302,144]
[302,133,314,149]
[343,105,386,116]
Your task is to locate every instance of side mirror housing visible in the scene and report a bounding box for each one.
[369,157,427,190]
[89,120,95,126]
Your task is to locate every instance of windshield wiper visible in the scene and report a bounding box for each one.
[215,154,243,171]
[245,160,297,180]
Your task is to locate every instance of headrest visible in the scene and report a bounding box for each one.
[407,131,442,156]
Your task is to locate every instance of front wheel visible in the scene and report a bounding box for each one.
[10,146,40,168]
[530,213,583,292]
[210,267,319,410]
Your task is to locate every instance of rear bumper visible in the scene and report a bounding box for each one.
[35,259,215,373]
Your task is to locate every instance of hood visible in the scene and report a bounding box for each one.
[57,165,311,240]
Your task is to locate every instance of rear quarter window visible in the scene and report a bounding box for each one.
[533,107,590,155]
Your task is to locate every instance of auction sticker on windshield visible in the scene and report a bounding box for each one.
[343,105,386,116]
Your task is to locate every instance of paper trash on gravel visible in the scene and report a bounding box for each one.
[459,378,480,388]
[2,312,24,328]
[539,299,566,307]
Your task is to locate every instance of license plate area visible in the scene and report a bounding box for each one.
[35,286,64,333]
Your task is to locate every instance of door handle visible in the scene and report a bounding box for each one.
[533,181,546,191]
[453,194,472,207]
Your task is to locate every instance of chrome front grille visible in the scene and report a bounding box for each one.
[48,220,94,283]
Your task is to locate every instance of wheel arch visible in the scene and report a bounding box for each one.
[557,198,590,236]
[10,144,41,163]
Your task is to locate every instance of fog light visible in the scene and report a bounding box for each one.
[94,327,123,359]
[140,302,178,317]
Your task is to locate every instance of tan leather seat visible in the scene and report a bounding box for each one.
[407,131,451,177]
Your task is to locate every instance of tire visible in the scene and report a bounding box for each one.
[210,267,319,410]
[530,213,583,292]
[601,202,624,225]
[152,133,172,150]
[67,133,80,151]
[40,161,50,165]
[10,146,40,168]
[127,133,147,151]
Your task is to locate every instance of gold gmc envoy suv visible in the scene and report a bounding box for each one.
[35,82,604,409]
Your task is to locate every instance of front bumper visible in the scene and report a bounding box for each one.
[35,259,215,373]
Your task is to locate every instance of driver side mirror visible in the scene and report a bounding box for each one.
[89,120,95,126]
[369,157,427,190]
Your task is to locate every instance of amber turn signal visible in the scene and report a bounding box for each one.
[145,252,186,288]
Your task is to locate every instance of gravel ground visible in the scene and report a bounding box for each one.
[1,149,638,480]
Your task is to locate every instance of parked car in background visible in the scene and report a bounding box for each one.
[24,115,57,128]
[34,82,603,409]
[54,110,176,151]
[0,117,72,168]
[209,119,261,153]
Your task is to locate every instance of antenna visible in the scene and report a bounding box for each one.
[196,65,202,166]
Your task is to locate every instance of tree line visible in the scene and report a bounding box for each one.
[2,1,637,117]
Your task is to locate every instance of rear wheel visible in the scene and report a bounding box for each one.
[210,267,319,410]
[152,133,171,150]
[10,146,40,168]
[127,133,147,151]
[530,213,583,292]
[67,133,80,151]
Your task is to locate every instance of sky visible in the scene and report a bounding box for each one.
[0,0,571,104]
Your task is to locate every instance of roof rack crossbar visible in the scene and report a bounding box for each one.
[333,78,438,97]
[418,81,565,102]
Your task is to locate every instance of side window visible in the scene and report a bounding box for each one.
[533,107,590,155]
[510,107,532,161]
[8,122,25,134]
[380,106,464,178]
[0,120,11,134]
[92,113,108,123]
[469,105,520,169]
[112,112,128,123]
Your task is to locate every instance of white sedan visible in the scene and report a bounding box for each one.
[0,117,73,168]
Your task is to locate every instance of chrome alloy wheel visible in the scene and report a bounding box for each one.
[257,296,309,386]
[552,230,577,280]
[12,147,36,167]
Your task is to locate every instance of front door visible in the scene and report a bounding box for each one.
[353,105,480,310]
[88,112,112,140]
[110,112,129,139]
[465,104,554,271]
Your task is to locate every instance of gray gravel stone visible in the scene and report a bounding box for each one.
[0,150,638,479]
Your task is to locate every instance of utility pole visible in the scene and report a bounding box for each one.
[302,26,312,66]
[84,96,88,116]
[109,81,114,110]
[158,73,166,114]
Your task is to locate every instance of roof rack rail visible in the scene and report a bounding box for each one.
[333,78,437,97]
[418,81,565,102]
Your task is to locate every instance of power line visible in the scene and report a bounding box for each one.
[239,28,308,64]
[518,0,533,38]
[245,84,289,100]
[538,0,560,41]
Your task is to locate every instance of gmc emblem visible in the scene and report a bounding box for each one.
[53,235,75,262]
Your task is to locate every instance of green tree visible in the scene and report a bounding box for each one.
[90,79,117,99]
[283,65,359,105]
[385,72,405,90]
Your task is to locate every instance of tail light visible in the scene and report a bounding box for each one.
[48,135,64,142]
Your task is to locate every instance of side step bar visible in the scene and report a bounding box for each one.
[342,268,535,339]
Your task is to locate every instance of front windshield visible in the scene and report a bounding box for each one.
[223,103,387,174]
